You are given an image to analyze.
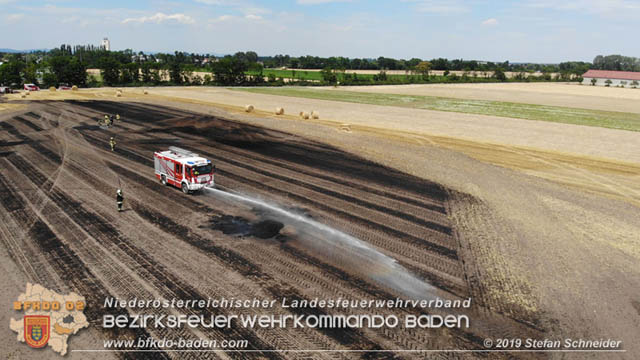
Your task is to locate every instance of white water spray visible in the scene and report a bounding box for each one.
[205,187,440,300]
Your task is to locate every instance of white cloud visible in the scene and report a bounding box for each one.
[297,0,351,4]
[240,6,271,15]
[209,13,262,23]
[194,0,271,14]
[481,18,498,26]
[525,0,640,15]
[122,12,195,25]
[210,14,235,22]
[405,0,470,14]
[5,13,24,23]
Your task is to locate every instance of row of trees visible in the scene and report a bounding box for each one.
[0,52,87,88]
[2,44,634,88]
[98,51,263,86]
[0,45,265,87]
[592,55,640,72]
[260,55,591,75]
[314,66,578,86]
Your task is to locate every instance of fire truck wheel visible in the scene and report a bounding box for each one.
[182,182,190,194]
[161,175,168,186]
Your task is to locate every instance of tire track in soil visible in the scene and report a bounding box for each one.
[449,193,544,332]
[200,156,455,254]
[0,169,59,286]
[46,109,397,355]
[14,115,44,132]
[241,243,439,352]
[186,141,447,214]
[217,168,458,260]
[4,153,281,360]
[107,156,467,315]
[68,100,449,223]
[4,154,217,360]
[43,107,462,287]
[69,100,185,126]
[115,102,547,344]
[67,112,455,282]
[5,167,213,360]
[0,121,62,163]
[129,201,388,355]
[77,128,459,263]
[63,155,381,357]
[106,156,451,308]
[94,133,499,352]
[10,102,545,355]
[114,138,462,282]
[180,145,452,235]
[215,140,447,209]
[70,100,449,205]
[76,114,464,287]
[0,169,170,360]
[11,112,480,354]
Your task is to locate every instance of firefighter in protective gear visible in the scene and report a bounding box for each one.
[109,136,116,151]
[116,189,124,212]
[104,115,110,126]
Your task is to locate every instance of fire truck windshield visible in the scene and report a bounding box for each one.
[192,164,212,175]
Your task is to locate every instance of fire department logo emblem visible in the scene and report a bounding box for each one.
[24,315,50,348]
[10,283,89,355]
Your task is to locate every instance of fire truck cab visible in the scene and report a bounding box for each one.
[154,147,215,194]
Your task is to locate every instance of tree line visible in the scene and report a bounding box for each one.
[591,55,640,72]
[2,44,635,89]
[260,55,591,75]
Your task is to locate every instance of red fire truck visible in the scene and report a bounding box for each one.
[154,147,215,194]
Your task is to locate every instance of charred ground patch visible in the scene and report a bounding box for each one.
[0,101,548,358]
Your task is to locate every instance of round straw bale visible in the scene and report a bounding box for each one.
[21,93,27,98]
[49,86,56,92]
[275,107,284,115]
[311,111,320,119]
[71,85,78,91]
[301,112,310,119]
[245,104,254,112]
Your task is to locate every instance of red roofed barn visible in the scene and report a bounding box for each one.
[582,70,640,87]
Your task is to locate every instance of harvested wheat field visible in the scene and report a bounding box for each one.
[322,82,640,113]
[1,84,638,359]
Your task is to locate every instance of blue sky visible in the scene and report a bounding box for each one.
[1,0,639,62]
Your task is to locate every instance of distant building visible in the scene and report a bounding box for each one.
[582,70,640,87]
[101,37,110,51]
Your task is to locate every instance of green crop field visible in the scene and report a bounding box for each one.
[236,87,640,132]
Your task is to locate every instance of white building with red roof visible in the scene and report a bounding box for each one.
[582,70,640,87]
